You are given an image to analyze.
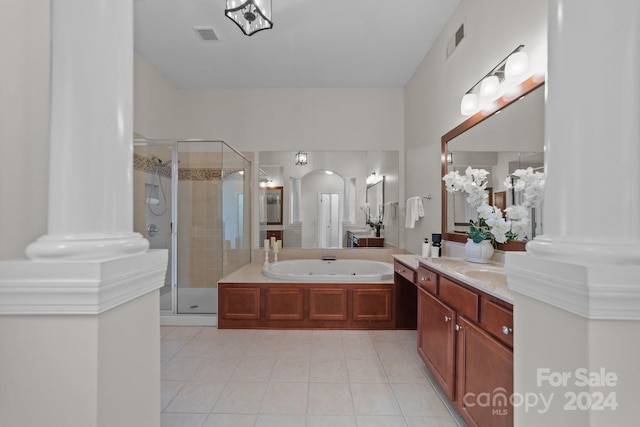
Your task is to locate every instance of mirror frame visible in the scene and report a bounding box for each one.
[265,186,284,225]
[441,76,545,251]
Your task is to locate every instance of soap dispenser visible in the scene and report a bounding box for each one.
[421,238,431,257]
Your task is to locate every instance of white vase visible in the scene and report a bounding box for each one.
[465,239,494,264]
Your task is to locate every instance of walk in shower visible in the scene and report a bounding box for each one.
[133,140,251,325]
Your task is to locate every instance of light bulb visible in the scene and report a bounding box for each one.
[460,93,478,115]
[505,51,529,80]
[480,75,500,97]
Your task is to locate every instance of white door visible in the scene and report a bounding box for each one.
[318,192,340,248]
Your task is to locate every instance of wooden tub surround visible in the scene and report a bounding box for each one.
[218,261,417,330]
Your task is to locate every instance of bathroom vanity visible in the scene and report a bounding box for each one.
[393,255,514,427]
[345,229,384,248]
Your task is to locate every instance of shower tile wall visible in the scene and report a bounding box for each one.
[177,175,223,288]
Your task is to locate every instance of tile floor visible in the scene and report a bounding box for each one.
[161,327,466,427]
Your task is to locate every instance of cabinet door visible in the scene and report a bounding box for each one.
[456,316,513,427]
[219,287,261,320]
[417,287,456,400]
[353,288,393,321]
[309,288,348,320]
[265,288,304,320]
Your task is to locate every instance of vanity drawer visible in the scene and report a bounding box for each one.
[416,266,437,294]
[481,299,514,348]
[394,260,415,283]
[438,277,479,322]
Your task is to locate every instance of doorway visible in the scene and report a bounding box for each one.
[318,192,341,248]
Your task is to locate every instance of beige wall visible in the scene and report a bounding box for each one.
[0,0,50,260]
[173,88,405,153]
[403,0,547,254]
[134,53,179,139]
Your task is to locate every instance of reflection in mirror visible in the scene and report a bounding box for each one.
[366,176,384,237]
[259,151,399,248]
[442,77,545,249]
[263,186,283,225]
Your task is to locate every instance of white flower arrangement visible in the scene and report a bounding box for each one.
[443,166,545,244]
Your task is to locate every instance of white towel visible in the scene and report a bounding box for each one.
[404,196,424,229]
[382,203,391,226]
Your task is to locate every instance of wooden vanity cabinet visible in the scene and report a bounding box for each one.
[417,287,456,398]
[456,316,513,427]
[414,264,514,427]
[346,231,384,247]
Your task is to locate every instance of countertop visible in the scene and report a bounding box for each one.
[393,254,512,304]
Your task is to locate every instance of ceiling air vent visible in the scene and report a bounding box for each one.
[446,23,465,59]
[193,26,219,42]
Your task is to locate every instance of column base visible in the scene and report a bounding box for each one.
[25,232,150,261]
[0,249,167,315]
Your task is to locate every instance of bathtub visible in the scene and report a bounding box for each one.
[262,259,394,281]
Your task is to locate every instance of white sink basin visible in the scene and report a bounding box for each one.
[453,265,507,285]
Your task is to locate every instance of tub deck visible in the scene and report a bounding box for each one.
[218,262,399,330]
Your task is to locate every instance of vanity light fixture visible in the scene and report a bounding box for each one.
[225,0,273,36]
[366,172,382,186]
[460,92,478,116]
[447,152,453,165]
[460,45,528,116]
[294,151,308,166]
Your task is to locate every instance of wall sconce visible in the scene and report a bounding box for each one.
[447,152,453,165]
[294,151,308,166]
[366,172,382,186]
[460,45,528,116]
[225,0,273,36]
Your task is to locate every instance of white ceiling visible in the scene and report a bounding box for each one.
[134,0,461,89]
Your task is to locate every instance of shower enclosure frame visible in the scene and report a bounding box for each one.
[134,139,252,324]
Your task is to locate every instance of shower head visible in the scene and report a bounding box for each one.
[150,155,179,168]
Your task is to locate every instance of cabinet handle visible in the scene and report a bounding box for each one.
[421,276,430,282]
[455,324,463,331]
[444,315,451,322]
[502,326,513,335]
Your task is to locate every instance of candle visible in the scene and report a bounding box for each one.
[264,239,270,250]
[277,240,282,250]
[270,236,276,247]
[273,241,279,253]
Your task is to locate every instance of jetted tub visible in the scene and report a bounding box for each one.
[263,259,394,281]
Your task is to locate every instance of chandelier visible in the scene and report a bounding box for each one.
[225,0,273,36]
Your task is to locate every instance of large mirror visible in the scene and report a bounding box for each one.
[264,186,283,225]
[259,150,399,248]
[441,77,545,250]
[366,177,384,222]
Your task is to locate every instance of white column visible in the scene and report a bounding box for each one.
[342,177,352,224]
[507,1,640,425]
[291,177,302,225]
[0,1,165,425]
[526,0,640,264]
[25,0,148,260]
